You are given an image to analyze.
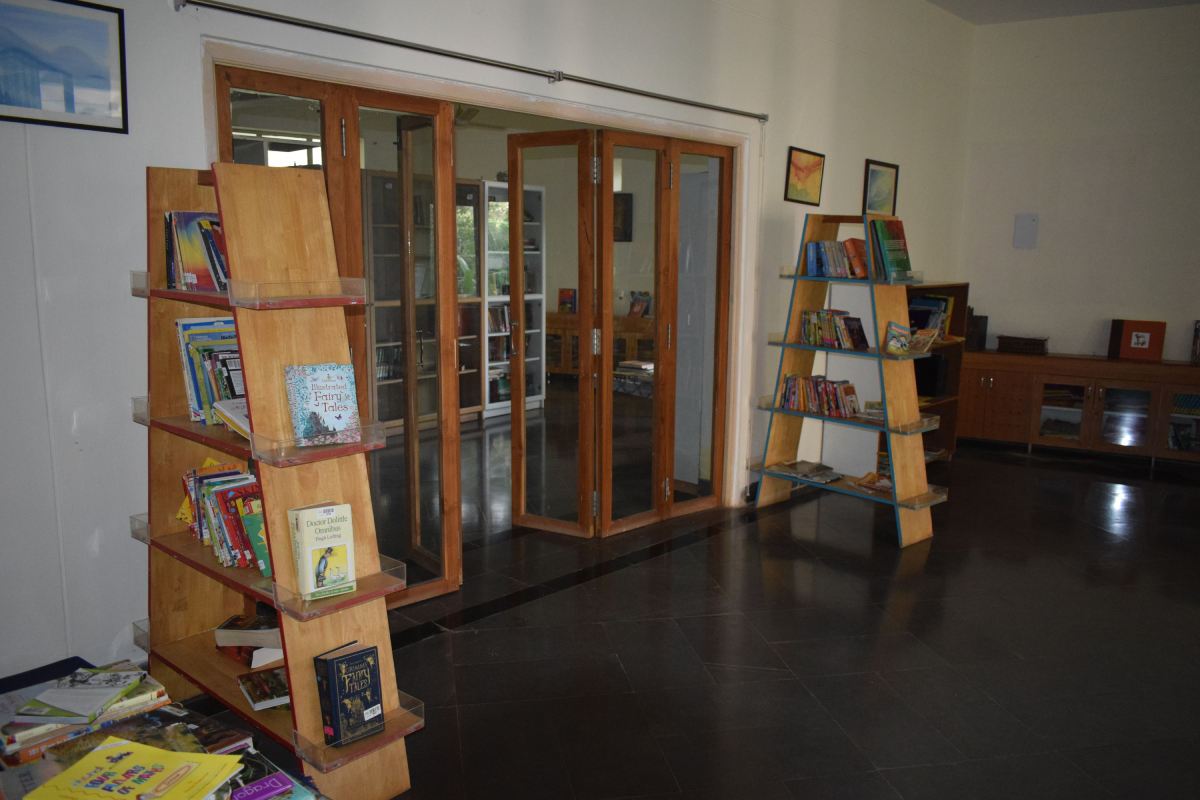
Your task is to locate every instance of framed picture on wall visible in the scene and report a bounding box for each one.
[0,0,128,133]
[862,159,899,215]
[613,193,633,242]
[784,146,825,206]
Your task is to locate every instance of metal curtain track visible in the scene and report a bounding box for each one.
[176,0,769,123]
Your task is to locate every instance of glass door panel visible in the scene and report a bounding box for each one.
[455,179,482,414]
[671,152,722,503]
[229,90,323,168]
[1163,389,1200,457]
[1096,383,1155,452]
[1036,380,1089,444]
[360,106,444,585]
[507,132,594,535]
[608,144,661,522]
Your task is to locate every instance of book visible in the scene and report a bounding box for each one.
[45,712,207,768]
[0,757,63,800]
[168,212,226,293]
[212,398,250,439]
[287,502,357,601]
[558,288,577,314]
[237,668,290,712]
[25,735,243,800]
[908,328,939,354]
[225,750,310,800]
[313,642,385,747]
[16,670,143,726]
[870,219,913,279]
[236,496,272,578]
[770,460,831,478]
[884,321,911,356]
[214,615,281,649]
[842,238,869,279]
[629,291,651,316]
[139,706,253,756]
[618,360,654,372]
[283,363,361,446]
[854,472,894,494]
[841,317,871,351]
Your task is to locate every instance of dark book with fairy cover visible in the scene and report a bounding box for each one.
[313,642,385,747]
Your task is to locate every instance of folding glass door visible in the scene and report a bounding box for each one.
[506,129,732,538]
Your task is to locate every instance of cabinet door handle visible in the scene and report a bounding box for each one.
[979,376,984,388]
[989,377,994,389]
[1087,386,1092,400]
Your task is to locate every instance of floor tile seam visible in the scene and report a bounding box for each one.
[452,688,640,709]
[865,670,972,766]
[619,658,687,799]
[781,676,881,775]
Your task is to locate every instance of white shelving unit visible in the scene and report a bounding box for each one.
[482,180,546,418]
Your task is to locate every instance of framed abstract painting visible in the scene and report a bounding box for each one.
[0,0,127,133]
[784,146,824,206]
[862,159,898,215]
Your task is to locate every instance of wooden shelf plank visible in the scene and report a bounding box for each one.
[151,531,274,605]
[150,415,251,460]
[152,630,296,751]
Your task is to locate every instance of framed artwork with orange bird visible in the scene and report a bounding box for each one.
[784,146,825,206]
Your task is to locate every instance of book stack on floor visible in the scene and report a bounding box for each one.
[779,375,860,419]
[1,660,170,768]
[180,459,271,577]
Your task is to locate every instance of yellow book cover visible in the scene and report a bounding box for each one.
[27,736,242,800]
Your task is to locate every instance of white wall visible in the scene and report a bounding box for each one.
[960,5,1200,359]
[0,0,974,676]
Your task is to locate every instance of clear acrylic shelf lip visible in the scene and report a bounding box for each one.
[272,555,406,621]
[292,693,424,773]
[753,462,949,510]
[228,278,367,309]
[778,268,924,285]
[249,420,386,467]
[132,396,149,426]
[766,339,931,361]
[133,618,149,652]
[130,513,149,544]
[130,271,149,298]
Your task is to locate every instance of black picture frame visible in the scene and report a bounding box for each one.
[0,0,128,134]
[862,159,899,215]
[783,146,825,206]
[613,193,633,242]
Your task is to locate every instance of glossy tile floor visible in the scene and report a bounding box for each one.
[386,445,1200,800]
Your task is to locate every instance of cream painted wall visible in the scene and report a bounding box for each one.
[0,0,974,674]
[960,5,1200,359]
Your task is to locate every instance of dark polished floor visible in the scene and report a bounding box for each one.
[386,444,1200,800]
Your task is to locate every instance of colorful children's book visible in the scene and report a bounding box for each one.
[237,668,290,712]
[26,735,243,800]
[237,497,272,578]
[168,212,227,293]
[884,321,911,356]
[287,502,356,601]
[558,288,577,314]
[870,219,913,279]
[313,642,385,747]
[284,363,361,446]
[175,318,237,423]
[16,670,143,726]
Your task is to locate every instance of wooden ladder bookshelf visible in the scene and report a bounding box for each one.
[755,214,947,548]
[137,165,420,798]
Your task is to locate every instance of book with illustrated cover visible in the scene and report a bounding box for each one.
[213,398,250,439]
[175,317,237,423]
[15,670,142,726]
[558,288,576,314]
[884,321,911,356]
[237,668,290,712]
[288,502,356,601]
[284,363,361,446]
[842,238,869,279]
[313,642,385,747]
[140,706,253,756]
[908,329,939,354]
[26,735,243,800]
[854,472,894,494]
[225,750,311,800]
[841,317,871,351]
[168,212,227,293]
[45,713,206,768]
[236,497,272,578]
[870,219,913,279]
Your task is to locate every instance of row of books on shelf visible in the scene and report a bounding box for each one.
[799,220,913,281]
[766,460,894,495]
[779,375,860,419]
[164,211,228,293]
[1170,393,1200,416]
[175,316,363,448]
[177,457,360,603]
[797,310,870,351]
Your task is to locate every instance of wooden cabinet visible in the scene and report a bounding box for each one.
[906,283,969,458]
[960,367,1033,442]
[962,351,1199,462]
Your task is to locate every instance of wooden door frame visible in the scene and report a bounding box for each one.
[214,66,462,607]
[507,130,597,538]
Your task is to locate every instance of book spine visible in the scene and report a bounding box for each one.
[313,656,338,746]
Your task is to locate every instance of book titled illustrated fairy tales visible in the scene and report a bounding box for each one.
[313,642,385,747]
[284,363,360,446]
[287,502,356,601]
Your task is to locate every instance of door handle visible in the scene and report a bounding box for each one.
[989,377,994,389]
[979,376,984,388]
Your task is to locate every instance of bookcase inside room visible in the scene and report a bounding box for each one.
[755,213,948,548]
[137,166,421,799]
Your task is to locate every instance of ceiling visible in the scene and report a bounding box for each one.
[923,0,1200,24]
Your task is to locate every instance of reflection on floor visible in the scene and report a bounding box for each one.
[387,444,1200,800]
